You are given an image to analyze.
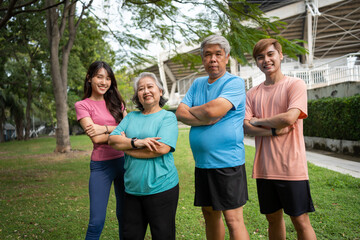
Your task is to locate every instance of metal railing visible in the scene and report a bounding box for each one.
[244,53,360,90]
[285,53,360,89]
[177,66,205,97]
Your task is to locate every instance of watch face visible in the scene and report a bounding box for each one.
[131,137,138,148]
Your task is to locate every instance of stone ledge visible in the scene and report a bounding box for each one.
[305,136,360,157]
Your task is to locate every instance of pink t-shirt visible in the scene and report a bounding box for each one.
[245,76,309,180]
[75,98,124,161]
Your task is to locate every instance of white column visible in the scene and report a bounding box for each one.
[164,64,178,106]
[230,57,238,75]
[157,52,170,99]
[307,5,314,67]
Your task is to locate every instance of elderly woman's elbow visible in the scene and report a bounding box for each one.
[157,145,171,155]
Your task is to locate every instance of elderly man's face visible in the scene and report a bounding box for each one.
[202,44,229,82]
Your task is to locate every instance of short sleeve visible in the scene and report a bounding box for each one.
[111,113,131,136]
[74,101,90,121]
[157,112,179,152]
[288,79,308,119]
[218,77,245,110]
[181,80,196,107]
[245,90,254,120]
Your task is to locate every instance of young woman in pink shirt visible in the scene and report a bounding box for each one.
[75,61,127,240]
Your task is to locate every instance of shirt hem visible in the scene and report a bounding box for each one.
[195,162,245,169]
[125,181,179,196]
[252,175,309,181]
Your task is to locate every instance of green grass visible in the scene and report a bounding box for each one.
[0,129,359,239]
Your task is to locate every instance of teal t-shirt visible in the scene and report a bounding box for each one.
[181,72,246,168]
[111,110,179,196]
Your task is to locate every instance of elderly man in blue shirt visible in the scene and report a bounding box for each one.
[176,35,249,240]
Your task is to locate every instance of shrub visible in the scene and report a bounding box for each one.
[304,94,360,141]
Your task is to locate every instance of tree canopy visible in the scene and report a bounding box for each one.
[93,0,306,68]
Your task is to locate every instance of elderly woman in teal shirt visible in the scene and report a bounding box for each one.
[108,72,179,240]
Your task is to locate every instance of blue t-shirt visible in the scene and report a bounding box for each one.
[111,110,179,196]
[181,72,246,168]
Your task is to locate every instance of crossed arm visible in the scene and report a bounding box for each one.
[175,97,233,126]
[79,112,127,144]
[108,133,171,159]
[243,108,301,137]
[79,118,115,144]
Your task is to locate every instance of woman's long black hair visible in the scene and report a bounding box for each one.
[83,61,126,123]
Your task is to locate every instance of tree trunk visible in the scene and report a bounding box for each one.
[25,76,32,140]
[15,118,24,140]
[46,0,71,153]
[45,0,88,152]
[0,116,4,143]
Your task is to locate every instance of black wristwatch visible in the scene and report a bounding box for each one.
[131,137,138,149]
[271,128,277,136]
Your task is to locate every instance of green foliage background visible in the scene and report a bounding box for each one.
[304,95,360,141]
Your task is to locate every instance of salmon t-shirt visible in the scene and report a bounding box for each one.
[245,76,309,180]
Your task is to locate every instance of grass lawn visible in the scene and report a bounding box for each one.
[0,129,359,239]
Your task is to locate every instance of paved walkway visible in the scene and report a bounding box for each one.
[244,137,360,178]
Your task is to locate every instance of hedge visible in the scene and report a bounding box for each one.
[304,94,360,141]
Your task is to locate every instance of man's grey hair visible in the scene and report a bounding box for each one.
[200,35,231,58]
[132,72,167,111]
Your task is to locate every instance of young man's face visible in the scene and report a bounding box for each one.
[202,44,229,82]
[255,44,283,75]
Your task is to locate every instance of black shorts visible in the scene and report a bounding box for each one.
[256,179,315,217]
[194,164,248,211]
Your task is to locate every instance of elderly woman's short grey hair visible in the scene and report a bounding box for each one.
[132,72,168,111]
[200,35,231,58]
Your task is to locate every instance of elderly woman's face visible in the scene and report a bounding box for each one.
[137,76,163,108]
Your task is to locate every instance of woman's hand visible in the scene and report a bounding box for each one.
[84,123,106,137]
[134,137,162,151]
[120,132,162,151]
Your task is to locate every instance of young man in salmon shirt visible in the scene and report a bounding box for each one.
[244,38,317,240]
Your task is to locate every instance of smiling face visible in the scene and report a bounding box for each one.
[137,76,163,109]
[89,68,111,99]
[255,44,283,76]
[202,44,230,82]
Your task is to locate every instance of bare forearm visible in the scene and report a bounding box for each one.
[252,115,290,128]
[92,126,116,143]
[244,121,272,137]
[124,144,170,158]
[244,120,294,137]
[176,107,207,126]
[124,149,163,158]
[188,106,219,124]
[250,109,301,129]
[107,125,116,133]
[108,135,132,150]
[188,98,231,123]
